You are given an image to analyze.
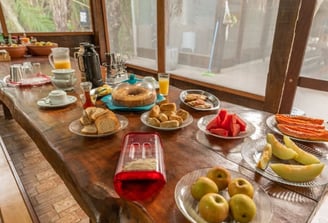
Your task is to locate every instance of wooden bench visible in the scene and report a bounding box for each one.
[0,137,39,223]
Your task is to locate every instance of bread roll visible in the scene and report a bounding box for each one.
[161,110,176,118]
[147,117,161,127]
[95,111,120,134]
[160,120,179,128]
[169,114,183,125]
[160,103,176,112]
[149,105,160,118]
[176,109,189,121]
[158,113,168,122]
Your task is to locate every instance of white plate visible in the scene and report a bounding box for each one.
[69,114,128,137]
[175,168,273,223]
[197,114,256,139]
[4,74,51,87]
[241,138,328,187]
[179,89,220,111]
[37,95,77,108]
[266,115,328,143]
[140,111,193,131]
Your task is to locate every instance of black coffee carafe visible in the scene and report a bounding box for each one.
[77,43,103,87]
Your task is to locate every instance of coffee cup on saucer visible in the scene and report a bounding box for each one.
[48,90,68,105]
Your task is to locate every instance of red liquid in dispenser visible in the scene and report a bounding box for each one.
[114,132,166,201]
[80,81,94,109]
[82,90,94,109]
[114,170,166,201]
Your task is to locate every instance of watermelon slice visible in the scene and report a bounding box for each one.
[235,114,247,131]
[218,109,228,121]
[221,114,233,130]
[209,128,229,136]
[206,117,219,130]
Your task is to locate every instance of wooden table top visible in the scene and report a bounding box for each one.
[0,57,327,223]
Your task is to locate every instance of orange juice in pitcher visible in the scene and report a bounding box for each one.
[54,60,71,69]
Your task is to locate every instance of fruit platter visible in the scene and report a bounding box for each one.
[241,134,328,187]
[197,109,256,139]
[175,166,273,223]
[266,114,328,143]
[27,41,58,56]
[0,44,26,58]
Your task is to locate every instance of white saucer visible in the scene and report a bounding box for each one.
[37,95,77,108]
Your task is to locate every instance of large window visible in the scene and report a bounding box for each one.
[167,0,279,96]
[105,0,157,69]
[0,0,92,33]
[106,0,279,96]
[293,0,328,120]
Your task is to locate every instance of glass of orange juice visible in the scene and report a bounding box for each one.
[158,73,170,96]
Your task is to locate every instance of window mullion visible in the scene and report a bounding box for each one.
[157,0,166,73]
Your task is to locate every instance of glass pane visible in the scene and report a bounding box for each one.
[300,0,328,81]
[293,87,328,120]
[168,0,279,96]
[105,0,157,69]
[0,0,92,32]
[294,0,328,120]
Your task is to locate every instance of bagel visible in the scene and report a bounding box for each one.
[112,85,156,107]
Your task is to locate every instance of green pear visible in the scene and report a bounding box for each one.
[266,133,297,160]
[229,194,256,223]
[270,163,325,182]
[256,143,272,170]
[283,135,320,165]
[206,166,231,190]
[190,176,218,200]
[199,193,229,223]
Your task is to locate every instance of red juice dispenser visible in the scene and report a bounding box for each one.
[114,132,166,201]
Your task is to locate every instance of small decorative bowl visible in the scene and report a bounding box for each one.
[0,45,27,58]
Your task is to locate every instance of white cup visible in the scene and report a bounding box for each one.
[48,90,68,105]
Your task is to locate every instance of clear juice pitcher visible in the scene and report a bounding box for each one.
[48,47,71,69]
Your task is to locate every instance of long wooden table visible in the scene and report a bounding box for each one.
[0,58,327,222]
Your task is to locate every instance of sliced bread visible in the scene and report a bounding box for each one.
[95,110,120,134]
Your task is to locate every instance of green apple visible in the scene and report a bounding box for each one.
[198,193,229,223]
[228,177,254,198]
[190,176,218,200]
[229,194,256,223]
[206,166,232,190]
